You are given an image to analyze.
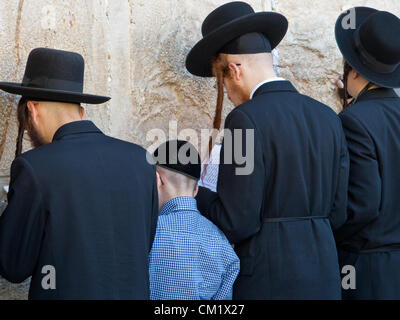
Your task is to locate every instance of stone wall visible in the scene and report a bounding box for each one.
[0,0,399,300]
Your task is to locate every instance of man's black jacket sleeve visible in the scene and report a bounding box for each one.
[197,108,265,244]
[334,111,381,242]
[0,157,46,283]
[149,169,159,251]
[329,127,350,230]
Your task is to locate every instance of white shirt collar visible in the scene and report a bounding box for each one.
[250,77,286,100]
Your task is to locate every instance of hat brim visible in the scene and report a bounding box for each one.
[0,82,110,104]
[186,12,288,77]
[156,164,200,181]
[335,7,400,88]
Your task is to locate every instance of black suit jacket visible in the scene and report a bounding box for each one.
[336,88,400,299]
[0,120,158,300]
[197,81,349,299]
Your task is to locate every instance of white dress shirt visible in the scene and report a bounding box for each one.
[198,144,222,192]
[250,77,286,100]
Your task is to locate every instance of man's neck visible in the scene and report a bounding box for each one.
[353,78,380,98]
[49,118,83,141]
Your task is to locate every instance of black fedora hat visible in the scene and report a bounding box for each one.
[153,140,201,181]
[186,1,288,77]
[335,7,400,88]
[0,48,110,104]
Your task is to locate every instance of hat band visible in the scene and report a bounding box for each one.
[353,28,400,74]
[219,32,271,55]
[22,76,83,93]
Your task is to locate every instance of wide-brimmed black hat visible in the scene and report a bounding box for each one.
[153,140,201,181]
[0,48,110,104]
[335,7,400,88]
[186,1,288,77]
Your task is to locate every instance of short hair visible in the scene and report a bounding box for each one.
[156,165,197,192]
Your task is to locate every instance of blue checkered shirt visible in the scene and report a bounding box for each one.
[149,197,240,300]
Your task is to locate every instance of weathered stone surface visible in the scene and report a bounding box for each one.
[0,0,399,299]
[0,279,29,300]
[275,0,400,113]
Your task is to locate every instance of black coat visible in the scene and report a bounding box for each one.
[0,121,158,300]
[197,81,349,299]
[335,88,400,299]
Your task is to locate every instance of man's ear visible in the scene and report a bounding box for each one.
[156,171,163,189]
[193,183,199,197]
[26,101,40,125]
[80,106,85,120]
[228,62,241,81]
[350,69,359,80]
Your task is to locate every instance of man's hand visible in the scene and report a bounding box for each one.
[337,78,353,106]
[2,186,8,201]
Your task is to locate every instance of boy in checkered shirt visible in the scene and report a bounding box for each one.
[149,140,240,300]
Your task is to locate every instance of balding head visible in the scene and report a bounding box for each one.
[214,52,276,107]
[219,52,274,69]
[37,101,82,119]
[208,52,277,146]
[16,98,85,157]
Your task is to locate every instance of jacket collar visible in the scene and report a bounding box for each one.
[355,87,399,103]
[250,78,286,99]
[52,120,103,142]
[253,80,298,98]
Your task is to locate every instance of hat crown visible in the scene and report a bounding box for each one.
[154,140,201,180]
[202,1,254,36]
[22,48,84,93]
[359,11,400,65]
